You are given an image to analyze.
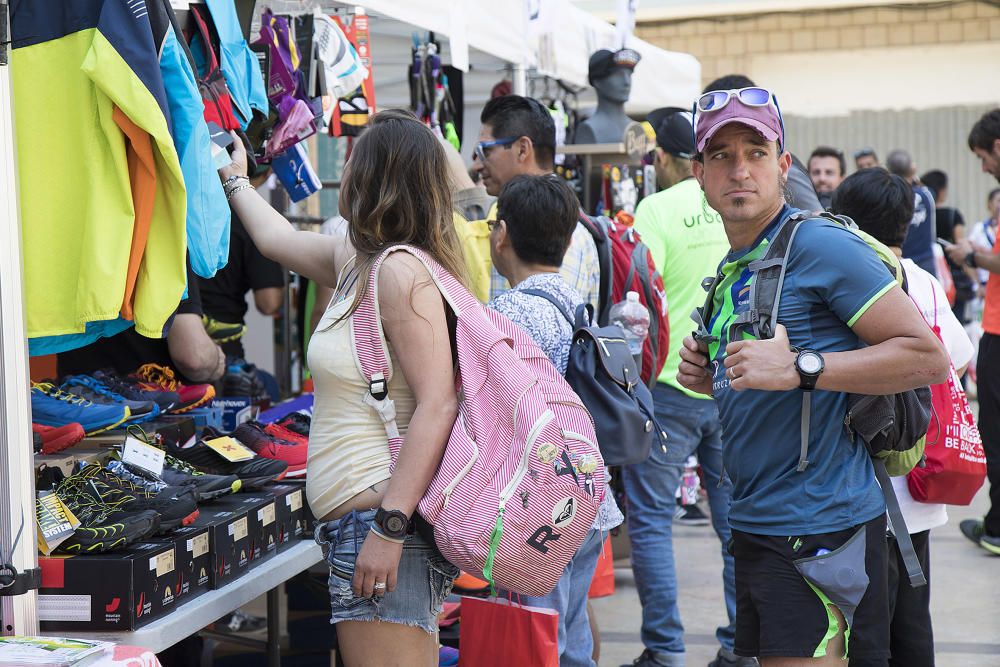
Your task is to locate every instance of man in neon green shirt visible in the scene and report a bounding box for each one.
[623,110,752,667]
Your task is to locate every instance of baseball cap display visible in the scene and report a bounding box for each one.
[588,48,642,83]
[693,87,784,154]
[654,110,695,159]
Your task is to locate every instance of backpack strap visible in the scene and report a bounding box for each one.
[519,288,576,328]
[577,213,613,325]
[351,245,476,456]
[872,457,927,587]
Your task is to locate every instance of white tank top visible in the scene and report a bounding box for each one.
[305,295,416,519]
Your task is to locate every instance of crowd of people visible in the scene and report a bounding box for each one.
[212,71,1000,667]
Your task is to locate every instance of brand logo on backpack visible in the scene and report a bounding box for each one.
[551,497,577,528]
[526,525,562,554]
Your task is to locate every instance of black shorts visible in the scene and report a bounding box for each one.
[732,513,890,665]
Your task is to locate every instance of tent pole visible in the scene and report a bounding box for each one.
[0,0,41,636]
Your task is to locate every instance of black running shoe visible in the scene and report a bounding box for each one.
[159,453,242,500]
[72,462,200,533]
[275,411,311,437]
[223,359,269,400]
[165,435,288,489]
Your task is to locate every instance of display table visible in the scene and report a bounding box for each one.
[56,541,323,667]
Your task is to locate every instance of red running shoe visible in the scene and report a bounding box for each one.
[263,422,307,447]
[33,422,86,455]
[131,364,215,413]
[232,421,307,478]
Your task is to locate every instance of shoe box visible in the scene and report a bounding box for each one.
[146,525,212,606]
[268,482,311,551]
[191,504,254,588]
[34,448,111,478]
[210,492,279,566]
[211,396,253,432]
[38,542,178,631]
[181,405,225,431]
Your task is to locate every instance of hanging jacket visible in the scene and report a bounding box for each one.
[13,0,187,351]
[189,0,268,130]
[148,0,230,279]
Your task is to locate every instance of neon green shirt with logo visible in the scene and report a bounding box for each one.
[633,178,730,398]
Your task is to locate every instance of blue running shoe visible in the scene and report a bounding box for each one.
[61,375,161,423]
[31,382,130,435]
[92,369,180,413]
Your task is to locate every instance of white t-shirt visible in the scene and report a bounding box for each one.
[890,259,976,534]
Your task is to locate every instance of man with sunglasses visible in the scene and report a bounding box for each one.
[472,95,600,307]
[677,86,948,666]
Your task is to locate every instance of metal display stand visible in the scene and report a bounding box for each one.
[60,541,323,667]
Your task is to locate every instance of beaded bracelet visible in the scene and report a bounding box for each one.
[225,183,255,202]
[221,175,247,190]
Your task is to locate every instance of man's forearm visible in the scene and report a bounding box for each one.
[813,337,948,394]
[970,248,1000,274]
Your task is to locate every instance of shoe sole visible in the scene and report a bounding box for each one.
[156,507,201,533]
[980,538,1000,555]
[169,389,216,414]
[194,479,243,501]
[84,410,132,436]
[239,472,285,489]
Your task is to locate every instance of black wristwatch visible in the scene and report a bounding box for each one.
[966,251,978,268]
[794,349,825,391]
[374,507,411,540]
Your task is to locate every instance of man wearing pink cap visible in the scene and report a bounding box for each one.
[676,87,948,666]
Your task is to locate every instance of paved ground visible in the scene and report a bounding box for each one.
[592,485,1000,667]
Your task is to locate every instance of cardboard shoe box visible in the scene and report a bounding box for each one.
[269,483,308,551]
[147,525,212,606]
[38,542,178,631]
[191,505,253,589]
[211,492,279,566]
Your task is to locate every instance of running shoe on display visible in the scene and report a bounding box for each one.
[234,421,307,478]
[223,359,270,400]
[32,422,86,455]
[61,374,160,423]
[274,411,311,437]
[131,363,215,413]
[111,444,242,502]
[92,369,180,413]
[165,430,288,489]
[73,461,200,532]
[31,382,130,435]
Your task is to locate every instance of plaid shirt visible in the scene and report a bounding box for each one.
[489,222,601,306]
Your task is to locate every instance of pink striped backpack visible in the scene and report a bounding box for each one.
[352,245,605,596]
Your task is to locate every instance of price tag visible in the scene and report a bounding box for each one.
[191,532,210,559]
[122,436,166,477]
[287,490,303,512]
[204,436,256,462]
[258,503,275,527]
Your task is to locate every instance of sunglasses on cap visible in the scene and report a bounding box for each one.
[696,87,775,113]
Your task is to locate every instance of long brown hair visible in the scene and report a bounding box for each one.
[334,109,469,322]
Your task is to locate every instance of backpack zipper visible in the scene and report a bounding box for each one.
[498,410,554,506]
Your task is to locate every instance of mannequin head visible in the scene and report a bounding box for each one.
[593,68,632,105]
[588,48,641,106]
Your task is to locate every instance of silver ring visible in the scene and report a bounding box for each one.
[373,582,386,590]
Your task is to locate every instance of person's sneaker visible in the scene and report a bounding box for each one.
[674,503,711,526]
[93,369,180,413]
[960,518,985,545]
[31,382,131,435]
[622,649,671,667]
[213,609,267,635]
[203,317,246,343]
[981,533,1000,555]
[275,411,311,437]
[61,375,160,423]
[131,363,215,413]
[164,433,288,489]
[32,422,86,454]
[234,421,307,478]
[73,462,200,533]
[707,647,758,667]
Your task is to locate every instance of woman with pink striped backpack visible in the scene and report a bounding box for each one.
[219,110,603,666]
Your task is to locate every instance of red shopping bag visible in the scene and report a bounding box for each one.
[907,279,987,505]
[457,595,558,667]
[588,536,615,599]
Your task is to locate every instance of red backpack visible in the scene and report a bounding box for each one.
[578,213,669,389]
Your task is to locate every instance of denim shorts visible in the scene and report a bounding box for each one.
[314,509,459,633]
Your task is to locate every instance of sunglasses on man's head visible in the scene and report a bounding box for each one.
[696,87,774,113]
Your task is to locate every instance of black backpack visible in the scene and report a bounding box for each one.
[691,210,932,587]
[521,289,666,467]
